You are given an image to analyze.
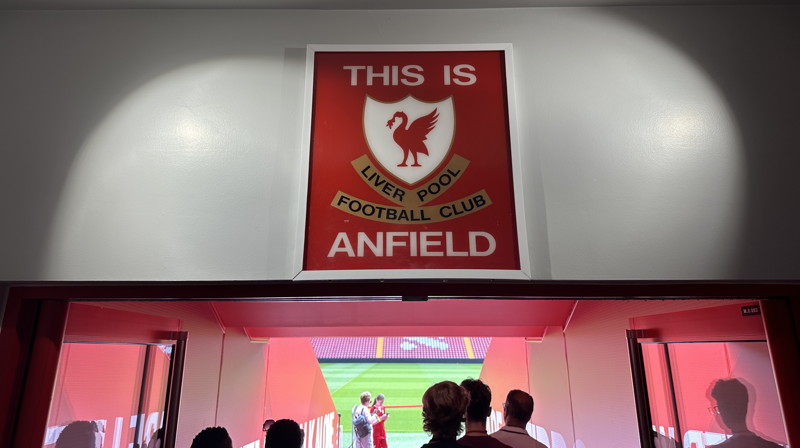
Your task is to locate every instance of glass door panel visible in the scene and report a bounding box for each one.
[44,342,172,448]
[641,343,679,445]
[641,341,788,448]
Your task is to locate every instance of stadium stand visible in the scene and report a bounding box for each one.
[311,337,491,362]
[469,337,490,357]
[311,337,377,359]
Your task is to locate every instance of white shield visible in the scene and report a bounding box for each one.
[364,95,455,186]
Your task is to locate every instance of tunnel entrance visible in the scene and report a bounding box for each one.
[3,283,796,448]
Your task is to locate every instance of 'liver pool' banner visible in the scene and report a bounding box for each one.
[296,45,530,280]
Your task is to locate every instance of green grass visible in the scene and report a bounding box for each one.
[320,362,482,434]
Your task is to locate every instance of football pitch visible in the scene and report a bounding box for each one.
[320,362,482,448]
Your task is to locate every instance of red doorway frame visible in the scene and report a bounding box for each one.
[1,281,798,448]
[0,293,186,448]
[627,300,800,448]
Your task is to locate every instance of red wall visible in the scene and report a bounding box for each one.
[91,299,773,448]
[216,328,270,448]
[667,342,785,446]
[263,338,339,448]
[94,302,268,448]
[526,327,576,448]
[527,299,754,448]
[45,343,170,448]
[69,304,339,448]
[479,337,531,433]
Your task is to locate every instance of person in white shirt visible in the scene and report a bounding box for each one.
[490,390,546,448]
[353,391,379,448]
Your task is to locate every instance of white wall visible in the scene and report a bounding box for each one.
[1,6,798,281]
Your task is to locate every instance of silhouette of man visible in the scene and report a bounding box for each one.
[490,390,547,448]
[262,419,275,448]
[265,419,304,448]
[458,379,510,448]
[146,428,165,448]
[55,420,101,448]
[708,378,782,448]
[190,426,233,448]
[420,381,469,448]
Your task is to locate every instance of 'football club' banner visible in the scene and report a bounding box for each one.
[296,45,529,280]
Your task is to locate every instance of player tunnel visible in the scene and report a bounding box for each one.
[1,289,796,448]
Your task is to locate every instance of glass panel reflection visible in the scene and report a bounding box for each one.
[644,341,788,448]
[45,343,172,448]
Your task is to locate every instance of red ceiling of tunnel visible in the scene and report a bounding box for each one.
[210,299,576,339]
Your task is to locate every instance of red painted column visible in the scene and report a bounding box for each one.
[264,338,339,448]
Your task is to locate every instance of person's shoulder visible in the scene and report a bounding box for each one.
[456,436,480,448]
[491,438,513,448]
[531,439,547,448]
[483,437,512,448]
[746,436,784,448]
[491,430,547,448]
[709,435,783,448]
[458,436,511,448]
[422,440,471,448]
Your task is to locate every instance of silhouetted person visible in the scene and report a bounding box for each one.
[55,420,101,448]
[708,378,782,448]
[458,379,510,448]
[146,428,165,448]
[490,390,546,448]
[190,426,233,448]
[265,419,304,448]
[263,419,276,448]
[420,380,470,448]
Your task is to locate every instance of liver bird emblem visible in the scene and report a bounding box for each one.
[386,109,439,167]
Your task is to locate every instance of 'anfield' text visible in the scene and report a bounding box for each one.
[328,231,496,257]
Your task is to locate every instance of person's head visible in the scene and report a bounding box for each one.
[146,428,165,448]
[710,378,749,429]
[264,419,304,448]
[361,391,372,405]
[460,378,492,422]
[262,419,276,433]
[373,393,385,406]
[55,420,101,448]
[422,380,469,439]
[503,389,534,427]
[190,426,233,448]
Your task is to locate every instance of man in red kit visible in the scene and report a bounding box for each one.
[370,393,391,448]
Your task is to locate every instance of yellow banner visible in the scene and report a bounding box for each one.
[331,189,492,224]
[351,155,470,208]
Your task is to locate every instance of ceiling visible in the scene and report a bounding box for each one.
[0,0,786,10]
[210,299,578,339]
[83,298,579,340]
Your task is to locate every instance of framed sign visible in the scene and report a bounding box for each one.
[295,44,529,280]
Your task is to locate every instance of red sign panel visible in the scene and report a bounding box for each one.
[298,45,528,279]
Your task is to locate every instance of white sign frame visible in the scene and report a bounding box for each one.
[293,44,530,281]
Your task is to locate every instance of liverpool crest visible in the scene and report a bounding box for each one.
[364,95,455,186]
